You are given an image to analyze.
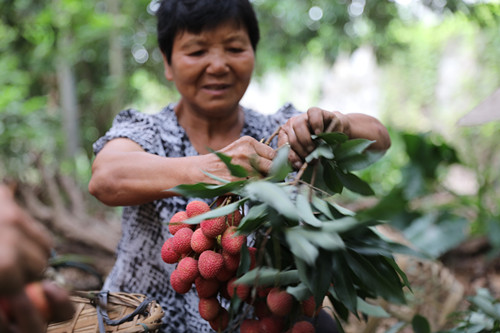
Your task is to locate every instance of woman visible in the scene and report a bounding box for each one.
[89,0,390,331]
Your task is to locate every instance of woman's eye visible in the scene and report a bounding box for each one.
[228,47,243,53]
[188,50,205,56]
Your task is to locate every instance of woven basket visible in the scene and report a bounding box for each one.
[47,292,164,333]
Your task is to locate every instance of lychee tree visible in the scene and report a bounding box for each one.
[165,132,417,332]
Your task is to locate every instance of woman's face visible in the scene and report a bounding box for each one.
[164,21,255,118]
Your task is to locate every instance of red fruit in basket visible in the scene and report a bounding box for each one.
[186,200,210,218]
[209,307,229,331]
[198,250,224,279]
[201,216,227,238]
[267,288,294,317]
[191,228,215,253]
[176,257,199,283]
[240,318,261,333]
[226,209,242,226]
[301,296,318,317]
[221,226,246,255]
[161,238,181,264]
[260,315,286,333]
[171,227,193,255]
[170,269,192,294]
[198,297,221,321]
[194,277,220,298]
[168,211,190,235]
[291,320,315,333]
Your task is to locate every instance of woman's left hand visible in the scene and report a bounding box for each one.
[278,107,349,169]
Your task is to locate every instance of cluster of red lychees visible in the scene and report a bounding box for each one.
[161,199,319,333]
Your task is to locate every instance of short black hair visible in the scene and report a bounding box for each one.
[156,0,260,64]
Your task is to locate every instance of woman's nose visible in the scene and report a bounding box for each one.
[206,51,229,75]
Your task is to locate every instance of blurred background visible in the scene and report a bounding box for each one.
[1,0,500,330]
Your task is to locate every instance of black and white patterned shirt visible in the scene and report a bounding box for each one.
[93,103,300,332]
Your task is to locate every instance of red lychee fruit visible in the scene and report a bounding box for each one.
[186,200,210,218]
[171,227,194,255]
[176,257,199,283]
[209,307,229,331]
[168,211,191,235]
[222,250,240,272]
[221,226,246,255]
[248,246,257,269]
[198,250,224,279]
[226,209,242,226]
[291,321,315,333]
[260,315,286,333]
[301,296,318,318]
[161,238,181,264]
[191,228,216,253]
[267,287,294,317]
[170,269,192,294]
[194,277,220,298]
[227,277,250,301]
[254,299,272,319]
[215,265,235,282]
[198,297,221,321]
[201,216,227,238]
[240,319,261,333]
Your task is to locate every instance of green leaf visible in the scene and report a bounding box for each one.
[296,192,323,227]
[167,180,247,198]
[331,253,358,313]
[183,200,246,225]
[335,170,375,196]
[412,314,431,333]
[337,150,385,172]
[335,138,374,161]
[286,283,311,301]
[238,203,269,234]
[212,151,248,178]
[314,132,348,145]
[285,228,319,265]
[357,298,390,317]
[237,243,250,276]
[235,267,300,287]
[323,160,344,194]
[305,144,334,163]
[244,181,299,221]
[269,144,292,181]
[290,226,345,251]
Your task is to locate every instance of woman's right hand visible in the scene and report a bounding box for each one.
[210,136,277,181]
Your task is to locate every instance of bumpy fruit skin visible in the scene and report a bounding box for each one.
[222,250,240,272]
[227,277,250,301]
[301,296,318,317]
[226,209,242,226]
[267,288,294,317]
[191,228,216,253]
[209,307,229,331]
[198,250,224,279]
[176,257,199,283]
[221,226,246,255]
[201,216,227,238]
[170,269,192,294]
[186,200,210,218]
[240,318,261,333]
[198,297,221,321]
[168,211,190,235]
[291,320,315,333]
[260,315,285,333]
[194,277,220,298]
[171,227,194,255]
[161,238,181,264]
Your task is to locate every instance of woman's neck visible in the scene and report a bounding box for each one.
[175,103,245,154]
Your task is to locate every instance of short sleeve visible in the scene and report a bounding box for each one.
[93,109,160,155]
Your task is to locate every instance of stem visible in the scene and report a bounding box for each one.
[264,126,282,146]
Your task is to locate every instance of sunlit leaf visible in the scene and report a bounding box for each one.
[235,267,300,287]
[296,192,323,227]
[212,151,248,178]
[269,144,292,181]
[335,139,374,161]
[305,144,334,163]
[357,298,390,317]
[285,229,318,265]
[244,181,299,221]
[314,132,348,145]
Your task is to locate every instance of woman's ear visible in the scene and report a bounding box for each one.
[162,53,173,81]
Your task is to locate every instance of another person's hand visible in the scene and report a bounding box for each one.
[0,185,52,294]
